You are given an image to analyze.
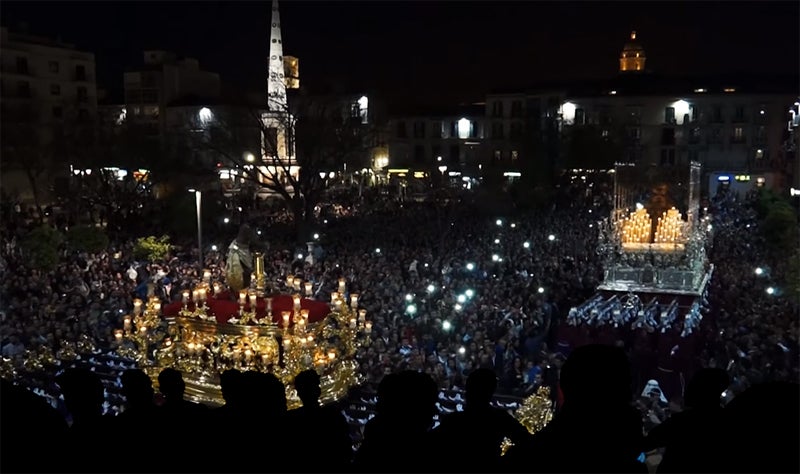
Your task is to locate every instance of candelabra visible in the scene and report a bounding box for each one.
[500,386,556,455]
[115,296,166,366]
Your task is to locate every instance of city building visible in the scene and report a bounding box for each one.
[619,31,646,73]
[0,25,98,202]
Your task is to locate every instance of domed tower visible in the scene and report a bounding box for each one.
[619,31,646,72]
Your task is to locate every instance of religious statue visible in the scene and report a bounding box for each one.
[226,225,255,293]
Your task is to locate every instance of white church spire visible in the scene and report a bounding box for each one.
[267,0,287,111]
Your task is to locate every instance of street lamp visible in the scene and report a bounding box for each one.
[438,165,448,176]
[189,189,203,269]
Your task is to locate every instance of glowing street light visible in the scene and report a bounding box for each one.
[548,234,555,241]
[466,263,475,271]
[766,287,776,295]
[465,289,474,298]
[755,267,764,276]
[211,245,218,251]
[538,287,545,294]
[313,233,320,240]
[375,248,381,254]
[458,346,466,355]
[492,254,500,262]
[406,304,417,315]
[427,284,435,293]
[510,223,516,228]
[523,241,530,249]
[442,320,452,331]
[494,239,500,244]
[496,219,503,226]
[454,303,463,311]
[457,294,467,304]
[223,217,230,224]
[405,294,413,302]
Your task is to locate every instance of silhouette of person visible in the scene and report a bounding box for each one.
[504,344,647,473]
[286,369,353,471]
[717,381,800,474]
[643,368,729,473]
[156,368,209,472]
[236,371,290,473]
[1,378,69,473]
[354,371,439,472]
[116,369,162,473]
[431,368,531,472]
[55,368,117,472]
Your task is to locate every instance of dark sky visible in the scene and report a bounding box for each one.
[3,1,798,106]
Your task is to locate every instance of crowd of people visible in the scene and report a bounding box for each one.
[1,175,798,472]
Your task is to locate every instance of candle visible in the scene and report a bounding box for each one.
[283,338,291,348]
[123,316,131,330]
[261,354,268,363]
[140,326,147,334]
[133,299,142,314]
[266,297,273,314]
[213,283,221,295]
[197,288,207,302]
[349,318,357,329]
[282,311,291,328]
[182,290,190,303]
[114,329,123,341]
[334,299,343,311]
[293,278,302,291]
[365,321,373,334]
[359,309,367,322]
[293,294,301,310]
[300,309,309,322]
[153,302,162,313]
[239,290,247,305]
[304,282,313,296]
[298,318,306,330]
[328,351,336,360]
[203,269,211,282]
[192,290,199,302]
[164,338,172,347]
[338,278,346,294]
[330,292,340,304]
[350,293,359,309]
[286,274,294,288]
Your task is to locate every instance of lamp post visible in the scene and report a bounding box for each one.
[189,189,203,269]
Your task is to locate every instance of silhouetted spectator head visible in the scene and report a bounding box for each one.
[684,368,729,409]
[121,369,154,409]
[220,369,244,406]
[721,382,800,473]
[465,368,498,408]
[294,369,322,408]
[376,373,402,415]
[56,367,105,421]
[237,225,252,246]
[559,344,632,409]
[157,368,186,402]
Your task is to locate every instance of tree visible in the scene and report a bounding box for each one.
[21,225,63,271]
[133,235,172,262]
[66,225,109,253]
[191,96,376,242]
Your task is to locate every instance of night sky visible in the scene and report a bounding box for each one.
[2,1,798,106]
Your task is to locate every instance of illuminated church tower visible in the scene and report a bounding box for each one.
[261,0,298,189]
[619,31,646,72]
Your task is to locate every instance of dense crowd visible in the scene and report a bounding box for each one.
[1,176,798,471]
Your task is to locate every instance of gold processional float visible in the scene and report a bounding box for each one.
[111,252,555,429]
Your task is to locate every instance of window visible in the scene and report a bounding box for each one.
[511,150,519,161]
[733,106,745,122]
[712,106,723,123]
[575,108,585,125]
[50,84,61,96]
[449,145,460,164]
[78,109,89,121]
[52,106,63,118]
[49,61,59,73]
[510,122,523,139]
[628,127,641,140]
[75,65,86,81]
[350,104,360,119]
[17,81,30,98]
[492,101,504,117]
[733,127,744,143]
[511,101,523,118]
[16,57,28,74]
[689,127,701,143]
[141,89,158,103]
[493,150,501,162]
[755,126,766,144]
[710,128,722,143]
[396,121,407,138]
[432,121,443,139]
[413,121,425,139]
[77,86,88,103]
[690,105,698,122]
[601,129,609,138]
[492,122,504,139]
[414,145,425,164]
[660,148,676,166]
[755,149,764,160]
[664,107,676,124]
[432,144,441,159]
[688,150,699,162]
[661,128,675,145]
[264,128,279,155]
